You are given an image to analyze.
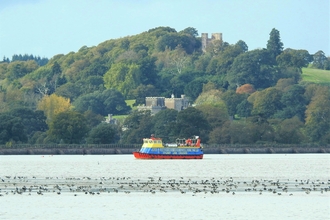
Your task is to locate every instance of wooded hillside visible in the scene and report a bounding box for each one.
[0,26,329,145]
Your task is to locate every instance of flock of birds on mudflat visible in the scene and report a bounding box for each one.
[0,176,329,197]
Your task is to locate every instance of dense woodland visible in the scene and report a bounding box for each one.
[0,27,329,146]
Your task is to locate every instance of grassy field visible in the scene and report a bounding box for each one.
[112,115,128,124]
[110,100,136,123]
[301,67,330,85]
[125,99,136,110]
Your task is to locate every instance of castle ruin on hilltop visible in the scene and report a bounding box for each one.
[201,33,223,52]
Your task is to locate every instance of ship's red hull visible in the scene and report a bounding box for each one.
[133,152,203,159]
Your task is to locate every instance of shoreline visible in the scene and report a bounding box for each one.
[0,147,329,155]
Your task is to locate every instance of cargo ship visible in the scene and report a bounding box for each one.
[133,135,203,159]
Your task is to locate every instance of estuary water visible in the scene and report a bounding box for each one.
[0,154,329,220]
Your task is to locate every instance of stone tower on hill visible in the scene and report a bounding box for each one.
[201,33,223,52]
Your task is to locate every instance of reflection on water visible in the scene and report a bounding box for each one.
[0,154,329,220]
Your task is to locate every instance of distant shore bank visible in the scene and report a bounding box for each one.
[0,147,329,155]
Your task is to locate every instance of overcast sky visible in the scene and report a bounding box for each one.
[0,0,329,59]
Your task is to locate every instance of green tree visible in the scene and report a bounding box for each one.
[121,110,154,144]
[228,49,278,89]
[48,110,88,144]
[180,27,198,37]
[229,119,275,144]
[235,40,248,52]
[266,28,283,62]
[0,113,28,144]
[87,123,118,144]
[236,99,253,118]
[152,109,178,142]
[130,84,158,106]
[103,62,141,98]
[73,92,103,115]
[162,71,196,96]
[73,89,130,116]
[55,82,82,102]
[9,108,48,140]
[6,61,38,81]
[83,110,104,129]
[184,78,207,101]
[276,49,312,68]
[102,89,131,115]
[175,107,210,140]
[51,61,62,75]
[221,90,245,118]
[74,76,104,95]
[80,58,108,77]
[274,85,306,121]
[312,50,327,69]
[229,122,259,144]
[64,59,91,82]
[206,44,245,76]
[178,33,201,54]
[156,33,180,51]
[138,56,158,85]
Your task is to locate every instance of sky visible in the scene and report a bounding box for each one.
[0,0,329,59]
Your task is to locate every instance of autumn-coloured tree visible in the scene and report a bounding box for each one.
[37,94,71,123]
[236,84,256,94]
[196,103,229,129]
[275,78,296,92]
[274,117,305,144]
[251,87,283,118]
[208,123,231,144]
[305,86,330,142]
[194,89,224,106]
[304,84,324,103]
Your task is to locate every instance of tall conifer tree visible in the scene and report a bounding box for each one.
[267,28,284,63]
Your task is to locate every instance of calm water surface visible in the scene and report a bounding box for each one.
[0,154,329,220]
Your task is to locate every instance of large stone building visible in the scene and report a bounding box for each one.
[201,33,222,52]
[138,94,190,115]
